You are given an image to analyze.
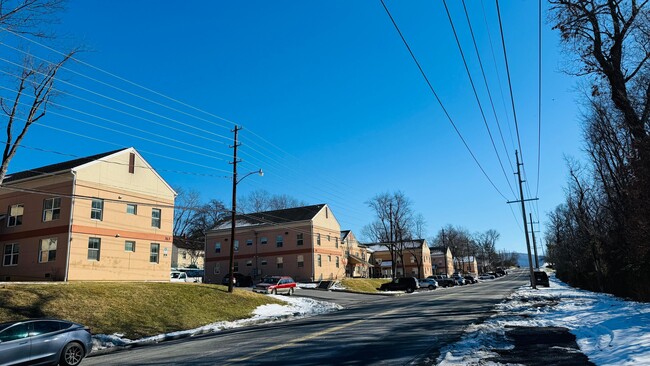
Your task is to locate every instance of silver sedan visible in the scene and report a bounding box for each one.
[0,319,93,366]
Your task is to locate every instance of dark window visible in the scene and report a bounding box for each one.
[246,239,253,246]
[317,234,321,245]
[31,321,64,336]
[151,208,161,228]
[0,323,29,342]
[129,152,135,174]
[3,243,19,266]
[7,204,23,227]
[261,237,268,245]
[150,243,160,263]
[125,241,136,252]
[234,261,239,272]
[215,242,221,253]
[43,198,61,222]
[297,233,303,246]
[276,235,283,248]
[127,204,137,215]
[91,199,103,220]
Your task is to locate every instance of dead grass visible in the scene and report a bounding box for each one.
[0,282,283,339]
[340,278,391,293]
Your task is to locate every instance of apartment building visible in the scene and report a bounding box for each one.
[430,246,454,276]
[367,239,433,278]
[204,204,344,283]
[0,148,175,281]
[341,230,371,278]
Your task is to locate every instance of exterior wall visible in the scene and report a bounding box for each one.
[204,205,346,284]
[343,231,370,278]
[0,177,74,281]
[431,248,454,276]
[172,245,204,269]
[455,258,478,276]
[370,242,432,278]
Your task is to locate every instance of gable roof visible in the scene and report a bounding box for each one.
[365,239,427,252]
[212,204,326,230]
[3,148,128,183]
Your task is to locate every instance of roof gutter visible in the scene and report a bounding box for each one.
[64,170,76,282]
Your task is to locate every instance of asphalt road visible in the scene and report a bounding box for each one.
[85,270,528,366]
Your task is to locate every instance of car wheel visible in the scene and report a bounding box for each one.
[272,288,277,295]
[428,285,434,290]
[406,287,414,293]
[287,288,294,296]
[60,342,85,366]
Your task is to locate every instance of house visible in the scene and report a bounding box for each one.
[367,239,433,278]
[203,204,344,283]
[454,256,478,276]
[172,236,204,269]
[341,230,371,278]
[0,148,175,281]
[430,246,454,276]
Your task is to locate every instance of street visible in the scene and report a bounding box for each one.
[85,270,528,365]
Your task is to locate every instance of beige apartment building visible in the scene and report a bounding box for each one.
[204,204,345,283]
[430,246,454,276]
[0,148,175,281]
[341,230,371,278]
[367,240,433,278]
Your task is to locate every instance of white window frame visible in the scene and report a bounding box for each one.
[91,199,103,221]
[7,204,23,227]
[125,240,136,252]
[3,243,19,266]
[150,243,160,264]
[87,237,101,261]
[126,204,137,215]
[38,238,57,263]
[151,208,161,228]
[43,198,61,222]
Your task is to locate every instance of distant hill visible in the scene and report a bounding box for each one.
[516,252,545,268]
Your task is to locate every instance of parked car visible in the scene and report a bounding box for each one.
[496,268,508,276]
[428,275,455,287]
[177,268,204,283]
[479,273,496,280]
[252,276,297,295]
[452,275,466,286]
[464,275,477,284]
[222,273,253,287]
[533,271,550,287]
[170,271,188,282]
[378,277,419,293]
[0,319,93,366]
[418,278,438,290]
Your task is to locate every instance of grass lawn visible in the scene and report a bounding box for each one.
[0,282,284,339]
[339,278,392,293]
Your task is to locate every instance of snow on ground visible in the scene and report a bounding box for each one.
[92,295,342,352]
[437,273,650,366]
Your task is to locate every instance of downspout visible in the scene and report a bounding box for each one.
[311,223,315,282]
[64,171,77,282]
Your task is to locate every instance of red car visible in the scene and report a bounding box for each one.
[252,276,296,295]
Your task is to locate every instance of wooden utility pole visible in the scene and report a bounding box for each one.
[508,150,537,289]
[227,126,241,293]
[530,213,540,269]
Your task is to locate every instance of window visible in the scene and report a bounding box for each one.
[326,207,329,218]
[276,235,283,248]
[125,241,136,252]
[297,233,303,246]
[261,259,267,265]
[151,208,161,228]
[7,204,23,227]
[234,261,239,272]
[335,237,339,248]
[261,237,268,245]
[43,198,61,222]
[126,204,137,215]
[328,255,331,262]
[317,234,321,246]
[91,199,103,220]
[39,238,57,263]
[182,251,187,259]
[214,264,220,274]
[246,260,252,267]
[234,240,239,252]
[411,256,415,263]
[3,243,19,266]
[246,239,253,246]
[317,254,322,267]
[276,257,283,269]
[32,321,64,336]
[215,242,221,253]
[327,234,331,242]
[150,243,160,263]
[297,255,304,268]
[336,256,340,268]
[87,237,101,261]
[0,323,29,342]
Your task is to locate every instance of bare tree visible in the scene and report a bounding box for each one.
[0,0,76,184]
[238,189,306,213]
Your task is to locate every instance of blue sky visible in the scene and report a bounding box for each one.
[0,1,585,253]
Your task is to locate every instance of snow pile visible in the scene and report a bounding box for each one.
[92,295,342,352]
[437,274,650,365]
[297,282,318,289]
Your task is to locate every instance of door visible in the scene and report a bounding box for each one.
[0,323,31,365]
[29,320,68,364]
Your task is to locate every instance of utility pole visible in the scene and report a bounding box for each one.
[508,150,537,289]
[530,213,540,269]
[227,125,241,293]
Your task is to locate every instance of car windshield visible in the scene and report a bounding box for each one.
[171,272,181,278]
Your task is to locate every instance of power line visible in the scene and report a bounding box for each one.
[442,0,516,199]
[379,0,509,201]
[536,0,542,198]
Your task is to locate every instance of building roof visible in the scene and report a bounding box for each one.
[365,239,427,252]
[3,148,128,183]
[212,204,327,230]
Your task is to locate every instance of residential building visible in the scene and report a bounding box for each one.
[0,148,175,281]
[430,246,454,276]
[204,204,344,283]
[171,236,204,269]
[340,230,371,278]
[367,239,433,278]
[454,256,478,276]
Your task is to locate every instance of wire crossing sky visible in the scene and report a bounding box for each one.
[0,1,584,253]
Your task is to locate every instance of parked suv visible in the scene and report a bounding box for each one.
[533,271,550,287]
[378,277,419,293]
[253,276,297,295]
[428,275,455,287]
[418,278,438,290]
[222,273,253,287]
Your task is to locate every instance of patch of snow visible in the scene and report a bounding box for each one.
[91,295,341,352]
[297,282,318,289]
[435,273,650,366]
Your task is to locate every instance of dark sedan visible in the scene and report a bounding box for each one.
[0,319,93,366]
